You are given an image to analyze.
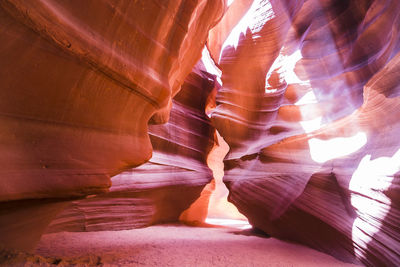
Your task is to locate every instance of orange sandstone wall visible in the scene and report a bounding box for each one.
[0,0,224,250]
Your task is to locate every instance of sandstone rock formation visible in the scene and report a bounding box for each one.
[0,0,224,249]
[209,0,400,266]
[47,61,216,232]
[1,0,399,266]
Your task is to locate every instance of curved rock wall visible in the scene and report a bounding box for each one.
[0,0,224,250]
[47,62,217,232]
[1,0,399,264]
[210,0,400,265]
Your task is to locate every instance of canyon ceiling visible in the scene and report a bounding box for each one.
[0,0,399,266]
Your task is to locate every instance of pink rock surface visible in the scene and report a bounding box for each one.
[34,225,359,266]
[210,0,400,265]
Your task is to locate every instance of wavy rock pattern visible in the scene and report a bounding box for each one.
[0,0,223,249]
[1,0,399,265]
[47,62,216,232]
[210,0,400,265]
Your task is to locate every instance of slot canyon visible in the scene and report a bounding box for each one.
[0,0,399,266]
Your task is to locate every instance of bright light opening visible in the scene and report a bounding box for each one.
[205,131,250,229]
[220,0,275,62]
[296,91,323,133]
[296,91,318,105]
[308,132,367,163]
[201,46,222,86]
[179,131,250,230]
[266,49,305,92]
[299,117,322,134]
[350,149,400,259]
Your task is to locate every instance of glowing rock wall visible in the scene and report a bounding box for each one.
[210,0,400,265]
[0,0,224,249]
[0,0,399,265]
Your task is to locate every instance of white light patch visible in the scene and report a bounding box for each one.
[205,218,252,230]
[284,50,304,84]
[350,149,400,259]
[265,88,278,94]
[220,0,275,62]
[227,0,235,7]
[308,132,367,163]
[295,91,322,133]
[266,49,304,88]
[296,91,318,105]
[299,117,322,133]
[201,46,222,86]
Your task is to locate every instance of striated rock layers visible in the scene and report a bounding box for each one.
[47,61,216,232]
[0,0,224,250]
[209,0,400,266]
[1,0,399,265]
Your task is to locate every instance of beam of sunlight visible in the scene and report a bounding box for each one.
[266,49,305,91]
[293,88,323,134]
[285,51,366,164]
[220,0,275,62]
[350,149,400,259]
[295,91,318,105]
[308,132,367,163]
[299,117,322,134]
[295,91,323,133]
[202,46,222,86]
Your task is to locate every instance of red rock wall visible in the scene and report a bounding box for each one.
[1,0,399,264]
[209,0,400,265]
[46,62,217,232]
[0,0,224,250]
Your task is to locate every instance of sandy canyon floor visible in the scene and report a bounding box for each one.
[0,224,358,266]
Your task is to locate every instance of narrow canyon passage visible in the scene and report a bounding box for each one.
[4,130,358,266]
[180,129,250,229]
[204,131,250,228]
[1,0,400,266]
[8,131,358,266]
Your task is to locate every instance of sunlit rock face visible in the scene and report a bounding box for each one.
[0,0,224,249]
[210,0,400,265]
[47,61,216,232]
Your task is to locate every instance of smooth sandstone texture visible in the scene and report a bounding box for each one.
[0,0,224,249]
[0,0,224,201]
[209,0,400,266]
[1,0,399,265]
[46,62,217,232]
